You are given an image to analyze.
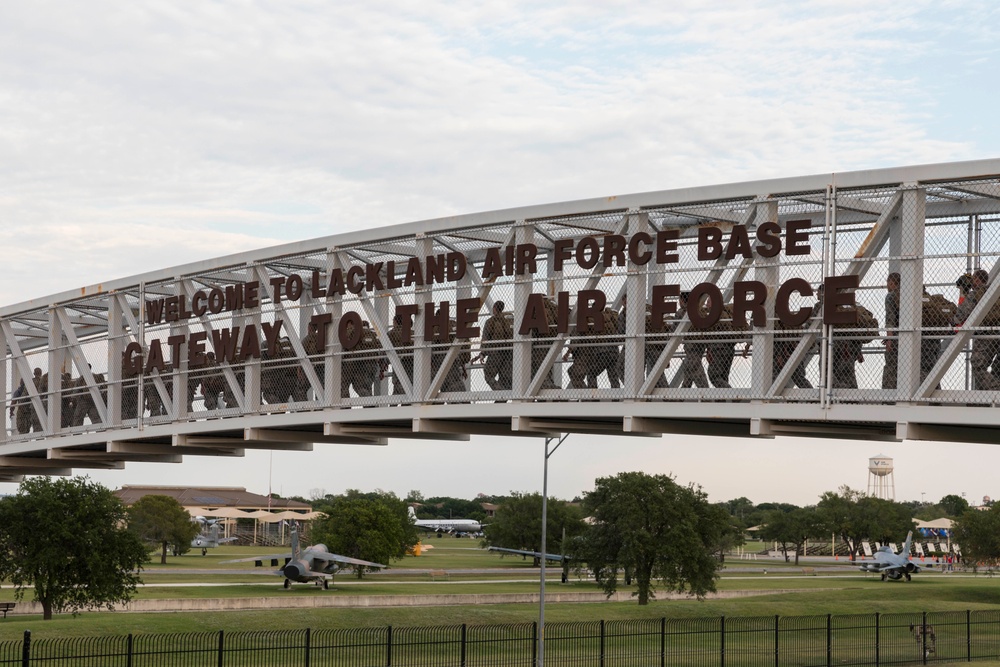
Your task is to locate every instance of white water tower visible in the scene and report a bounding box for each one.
[867,455,895,500]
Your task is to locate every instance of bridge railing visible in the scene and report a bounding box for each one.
[4,164,1000,446]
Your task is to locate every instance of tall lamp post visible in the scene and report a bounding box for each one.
[539,433,568,667]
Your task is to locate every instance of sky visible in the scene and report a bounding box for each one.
[2,1,1000,508]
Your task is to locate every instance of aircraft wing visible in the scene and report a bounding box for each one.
[488,546,568,562]
[860,562,892,572]
[221,552,292,564]
[310,550,386,568]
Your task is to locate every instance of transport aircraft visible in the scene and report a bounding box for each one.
[191,517,237,555]
[408,505,482,536]
[222,525,385,588]
[859,531,929,581]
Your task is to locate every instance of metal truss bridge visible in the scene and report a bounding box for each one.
[4,159,1000,482]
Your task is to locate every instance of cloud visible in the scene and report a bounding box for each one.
[1,4,996,512]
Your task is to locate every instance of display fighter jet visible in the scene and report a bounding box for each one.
[408,505,482,536]
[221,525,386,589]
[191,517,237,555]
[859,531,929,581]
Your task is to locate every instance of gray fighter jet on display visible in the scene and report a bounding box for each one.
[191,517,237,555]
[859,531,928,581]
[222,525,386,589]
[487,546,572,583]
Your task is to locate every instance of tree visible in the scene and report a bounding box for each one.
[422,496,487,523]
[580,472,725,605]
[939,494,971,518]
[481,492,586,556]
[128,495,200,564]
[709,502,746,562]
[310,492,419,578]
[722,497,756,529]
[0,476,149,620]
[817,486,913,559]
[952,505,1000,570]
[758,507,822,565]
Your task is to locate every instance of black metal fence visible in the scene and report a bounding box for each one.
[2,610,999,666]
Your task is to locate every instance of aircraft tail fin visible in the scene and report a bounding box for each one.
[902,530,913,558]
[290,525,301,561]
[408,505,417,520]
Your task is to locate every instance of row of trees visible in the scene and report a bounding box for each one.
[0,479,423,620]
[754,486,914,565]
[3,476,997,620]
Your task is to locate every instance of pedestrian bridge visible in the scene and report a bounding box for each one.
[4,159,1000,482]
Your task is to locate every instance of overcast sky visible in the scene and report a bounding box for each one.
[2,1,999,508]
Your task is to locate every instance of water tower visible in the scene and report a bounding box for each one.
[867,455,895,500]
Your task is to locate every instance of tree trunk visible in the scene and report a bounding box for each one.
[636,567,652,605]
[794,546,800,566]
[160,540,168,565]
[42,599,52,620]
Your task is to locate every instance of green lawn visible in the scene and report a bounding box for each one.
[2,561,1000,640]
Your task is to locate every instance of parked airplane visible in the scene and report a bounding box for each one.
[487,546,571,583]
[408,505,482,536]
[221,525,386,588]
[191,517,237,555]
[859,531,929,581]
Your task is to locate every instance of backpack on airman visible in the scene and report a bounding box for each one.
[921,293,958,329]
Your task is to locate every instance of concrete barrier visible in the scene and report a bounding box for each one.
[7,588,788,616]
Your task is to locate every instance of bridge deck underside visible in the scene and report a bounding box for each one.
[5,159,1000,480]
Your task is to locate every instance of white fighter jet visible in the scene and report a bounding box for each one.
[859,531,930,581]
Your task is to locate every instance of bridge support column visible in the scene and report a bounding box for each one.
[513,221,533,400]
[412,236,433,403]
[46,308,63,434]
[624,211,649,399]
[0,328,6,442]
[897,186,926,401]
[327,249,346,407]
[751,198,778,399]
[107,296,124,426]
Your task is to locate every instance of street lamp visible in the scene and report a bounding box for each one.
[539,433,568,667]
[921,491,926,504]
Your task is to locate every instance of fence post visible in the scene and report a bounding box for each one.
[386,625,393,667]
[774,615,779,667]
[461,624,466,667]
[305,627,311,667]
[599,619,605,667]
[21,630,29,667]
[875,613,880,667]
[720,616,725,667]
[826,614,831,667]
[922,612,928,665]
[127,633,133,667]
[218,630,225,667]
[966,609,971,662]
[532,621,538,667]
[660,617,666,667]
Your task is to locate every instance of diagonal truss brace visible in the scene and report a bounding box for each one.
[768,190,901,397]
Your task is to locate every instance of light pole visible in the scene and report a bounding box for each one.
[539,433,567,667]
[921,491,926,505]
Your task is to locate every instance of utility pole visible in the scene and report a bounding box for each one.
[539,433,568,667]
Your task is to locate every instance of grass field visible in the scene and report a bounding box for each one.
[1,545,998,641]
